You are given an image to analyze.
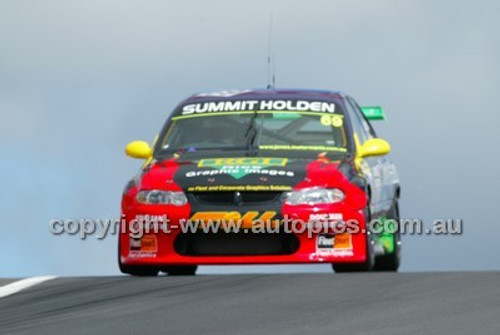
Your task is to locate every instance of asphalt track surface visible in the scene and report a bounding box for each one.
[1,272,499,334]
[0,279,16,286]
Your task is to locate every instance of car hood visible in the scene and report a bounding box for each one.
[140,156,350,193]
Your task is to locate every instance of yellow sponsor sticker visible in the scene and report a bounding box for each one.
[198,157,287,168]
[140,235,158,253]
[334,234,353,249]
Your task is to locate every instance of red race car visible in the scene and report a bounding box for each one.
[119,89,401,275]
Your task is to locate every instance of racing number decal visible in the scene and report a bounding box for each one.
[320,115,343,127]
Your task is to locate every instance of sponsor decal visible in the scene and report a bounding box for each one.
[131,215,169,232]
[186,168,294,180]
[316,233,353,256]
[193,157,290,179]
[272,112,302,119]
[333,233,353,250]
[134,214,168,223]
[139,235,158,252]
[128,252,157,258]
[190,211,277,229]
[129,235,158,258]
[198,157,287,167]
[316,234,335,257]
[130,238,141,250]
[187,184,292,192]
[317,234,335,249]
[181,100,336,115]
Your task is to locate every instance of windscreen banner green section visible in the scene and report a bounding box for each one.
[272,112,302,119]
[361,106,386,121]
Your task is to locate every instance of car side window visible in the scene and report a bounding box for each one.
[344,98,369,144]
[348,97,377,138]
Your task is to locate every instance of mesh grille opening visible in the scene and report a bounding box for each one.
[189,191,282,205]
[174,232,299,256]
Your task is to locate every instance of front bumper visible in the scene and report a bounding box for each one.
[119,206,369,266]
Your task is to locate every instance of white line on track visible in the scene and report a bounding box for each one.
[0,276,56,299]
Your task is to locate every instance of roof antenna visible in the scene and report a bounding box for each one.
[266,15,276,89]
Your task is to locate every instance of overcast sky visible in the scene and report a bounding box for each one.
[1,0,499,276]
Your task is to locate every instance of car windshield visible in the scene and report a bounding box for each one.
[157,100,350,156]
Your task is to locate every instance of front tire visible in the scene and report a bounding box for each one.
[373,201,401,271]
[119,263,160,276]
[162,266,198,276]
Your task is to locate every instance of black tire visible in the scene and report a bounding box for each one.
[119,263,160,276]
[332,208,375,273]
[162,266,198,276]
[373,201,401,272]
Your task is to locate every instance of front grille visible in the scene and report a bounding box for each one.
[174,232,299,256]
[189,191,282,205]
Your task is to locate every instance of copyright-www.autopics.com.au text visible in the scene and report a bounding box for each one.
[48,214,463,240]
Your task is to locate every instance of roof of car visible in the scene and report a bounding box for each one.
[181,88,345,104]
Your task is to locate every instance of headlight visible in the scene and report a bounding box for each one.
[284,187,344,205]
[136,190,188,206]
